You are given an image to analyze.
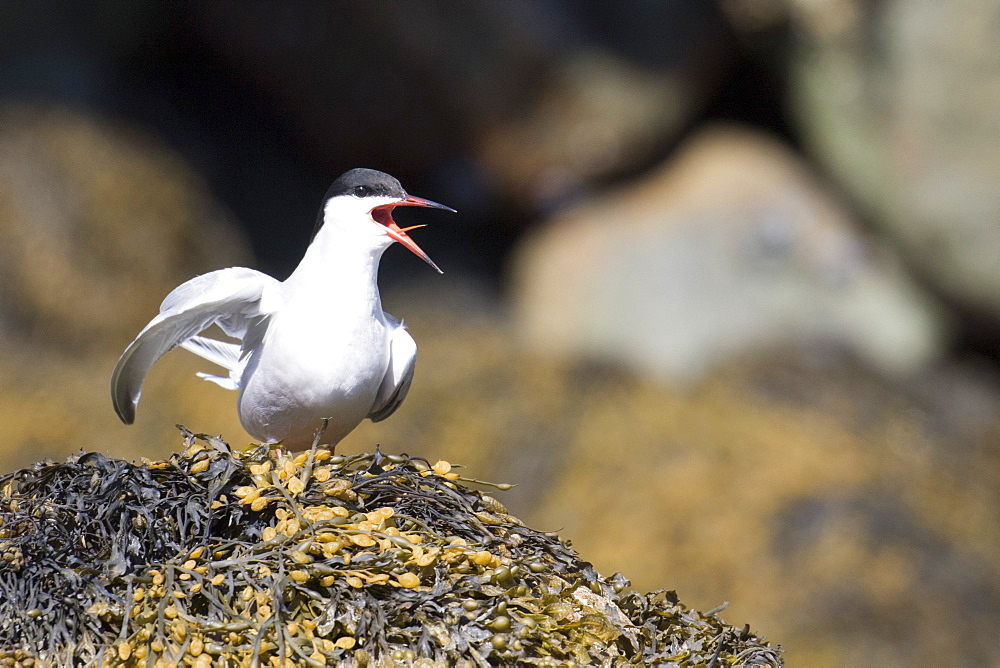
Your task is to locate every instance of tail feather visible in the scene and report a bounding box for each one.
[181,336,242,370]
[181,336,244,390]
[195,371,240,390]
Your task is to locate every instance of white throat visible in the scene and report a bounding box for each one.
[283,196,395,300]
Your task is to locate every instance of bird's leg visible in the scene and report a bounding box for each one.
[311,418,331,451]
[298,419,329,488]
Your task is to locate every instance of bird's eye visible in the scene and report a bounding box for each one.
[353,185,369,198]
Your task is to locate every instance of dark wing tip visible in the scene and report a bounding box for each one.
[112,388,137,424]
[111,359,138,425]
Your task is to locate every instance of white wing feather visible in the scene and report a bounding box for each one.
[111,267,282,423]
[368,320,417,423]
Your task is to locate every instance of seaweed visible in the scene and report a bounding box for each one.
[0,427,781,666]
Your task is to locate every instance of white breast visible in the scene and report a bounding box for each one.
[237,302,391,448]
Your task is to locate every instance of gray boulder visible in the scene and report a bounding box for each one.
[785,0,1000,320]
[513,125,949,382]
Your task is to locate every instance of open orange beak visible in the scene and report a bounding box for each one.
[371,195,454,274]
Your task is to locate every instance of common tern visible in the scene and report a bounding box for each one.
[112,168,454,449]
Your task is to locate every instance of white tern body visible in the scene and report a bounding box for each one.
[112,169,450,450]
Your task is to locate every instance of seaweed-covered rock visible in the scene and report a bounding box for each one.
[0,429,780,666]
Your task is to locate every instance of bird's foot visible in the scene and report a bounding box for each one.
[261,441,284,458]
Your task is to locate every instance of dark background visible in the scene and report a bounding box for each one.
[1,2,784,281]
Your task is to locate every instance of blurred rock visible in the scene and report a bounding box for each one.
[0,103,253,466]
[512,124,949,383]
[476,51,708,210]
[0,104,250,352]
[348,293,1000,667]
[783,0,1000,323]
[718,0,788,34]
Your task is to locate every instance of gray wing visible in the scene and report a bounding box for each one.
[111,267,281,424]
[368,321,417,423]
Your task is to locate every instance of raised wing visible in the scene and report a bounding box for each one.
[111,267,282,424]
[368,320,417,423]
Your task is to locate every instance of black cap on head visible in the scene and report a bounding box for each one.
[313,168,407,240]
[325,168,406,201]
